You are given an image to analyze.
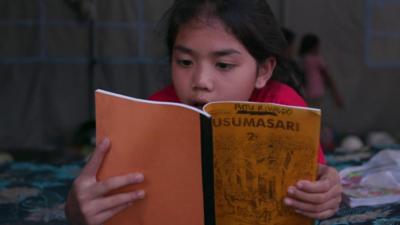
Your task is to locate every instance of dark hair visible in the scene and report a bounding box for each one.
[162,0,302,93]
[281,27,295,46]
[299,33,320,57]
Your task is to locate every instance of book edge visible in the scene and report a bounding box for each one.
[203,101,321,112]
[96,89,211,118]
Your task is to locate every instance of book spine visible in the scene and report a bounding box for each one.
[200,115,215,225]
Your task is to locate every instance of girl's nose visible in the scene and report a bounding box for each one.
[191,65,214,92]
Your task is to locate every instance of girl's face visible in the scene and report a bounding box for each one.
[171,17,276,108]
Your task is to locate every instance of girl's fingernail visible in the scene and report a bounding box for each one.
[136,190,146,199]
[101,138,110,147]
[295,210,302,214]
[133,173,144,183]
[297,181,304,189]
[284,198,292,205]
[288,187,295,194]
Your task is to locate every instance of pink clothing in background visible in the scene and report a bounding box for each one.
[303,54,327,99]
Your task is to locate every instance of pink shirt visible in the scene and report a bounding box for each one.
[303,54,327,99]
[149,80,326,164]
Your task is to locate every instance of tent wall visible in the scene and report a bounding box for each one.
[1,0,400,150]
[276,0,400,134]
[0,0,173,150]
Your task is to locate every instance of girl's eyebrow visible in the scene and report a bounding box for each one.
[174,45,241,57]
[212,49,241,57]
[174,45,193,54]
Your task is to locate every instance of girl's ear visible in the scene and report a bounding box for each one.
[255,57,277,89]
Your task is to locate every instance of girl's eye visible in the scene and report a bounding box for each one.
[177,60,193,68]
[216,62,235,70]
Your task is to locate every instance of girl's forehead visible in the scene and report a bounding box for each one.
[173,18,253,59]
[175,20,239,47]
[179,16,231,36]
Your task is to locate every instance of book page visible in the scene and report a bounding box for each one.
[204,102,320,225]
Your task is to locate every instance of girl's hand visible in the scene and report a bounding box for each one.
[65,138,145,225]
[284,164,342,220]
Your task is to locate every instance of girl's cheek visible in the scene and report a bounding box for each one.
[173,72,189,91]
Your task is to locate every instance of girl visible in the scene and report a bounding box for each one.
[65,1,342,224]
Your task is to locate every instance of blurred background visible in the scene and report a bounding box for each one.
[1,1,400,224]
[1,0,400,153]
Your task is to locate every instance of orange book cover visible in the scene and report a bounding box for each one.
[95,90,214,225]
[95,90,321,225]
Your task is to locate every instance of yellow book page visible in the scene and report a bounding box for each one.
[204,102,320,225]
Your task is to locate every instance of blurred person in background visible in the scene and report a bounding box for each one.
[299,33,343,108]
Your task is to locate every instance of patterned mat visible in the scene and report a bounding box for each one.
[0,148,399,225]
[0,162,82,225]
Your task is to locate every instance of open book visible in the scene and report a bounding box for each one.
[340,149,400,208]
[95,89,321,225]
